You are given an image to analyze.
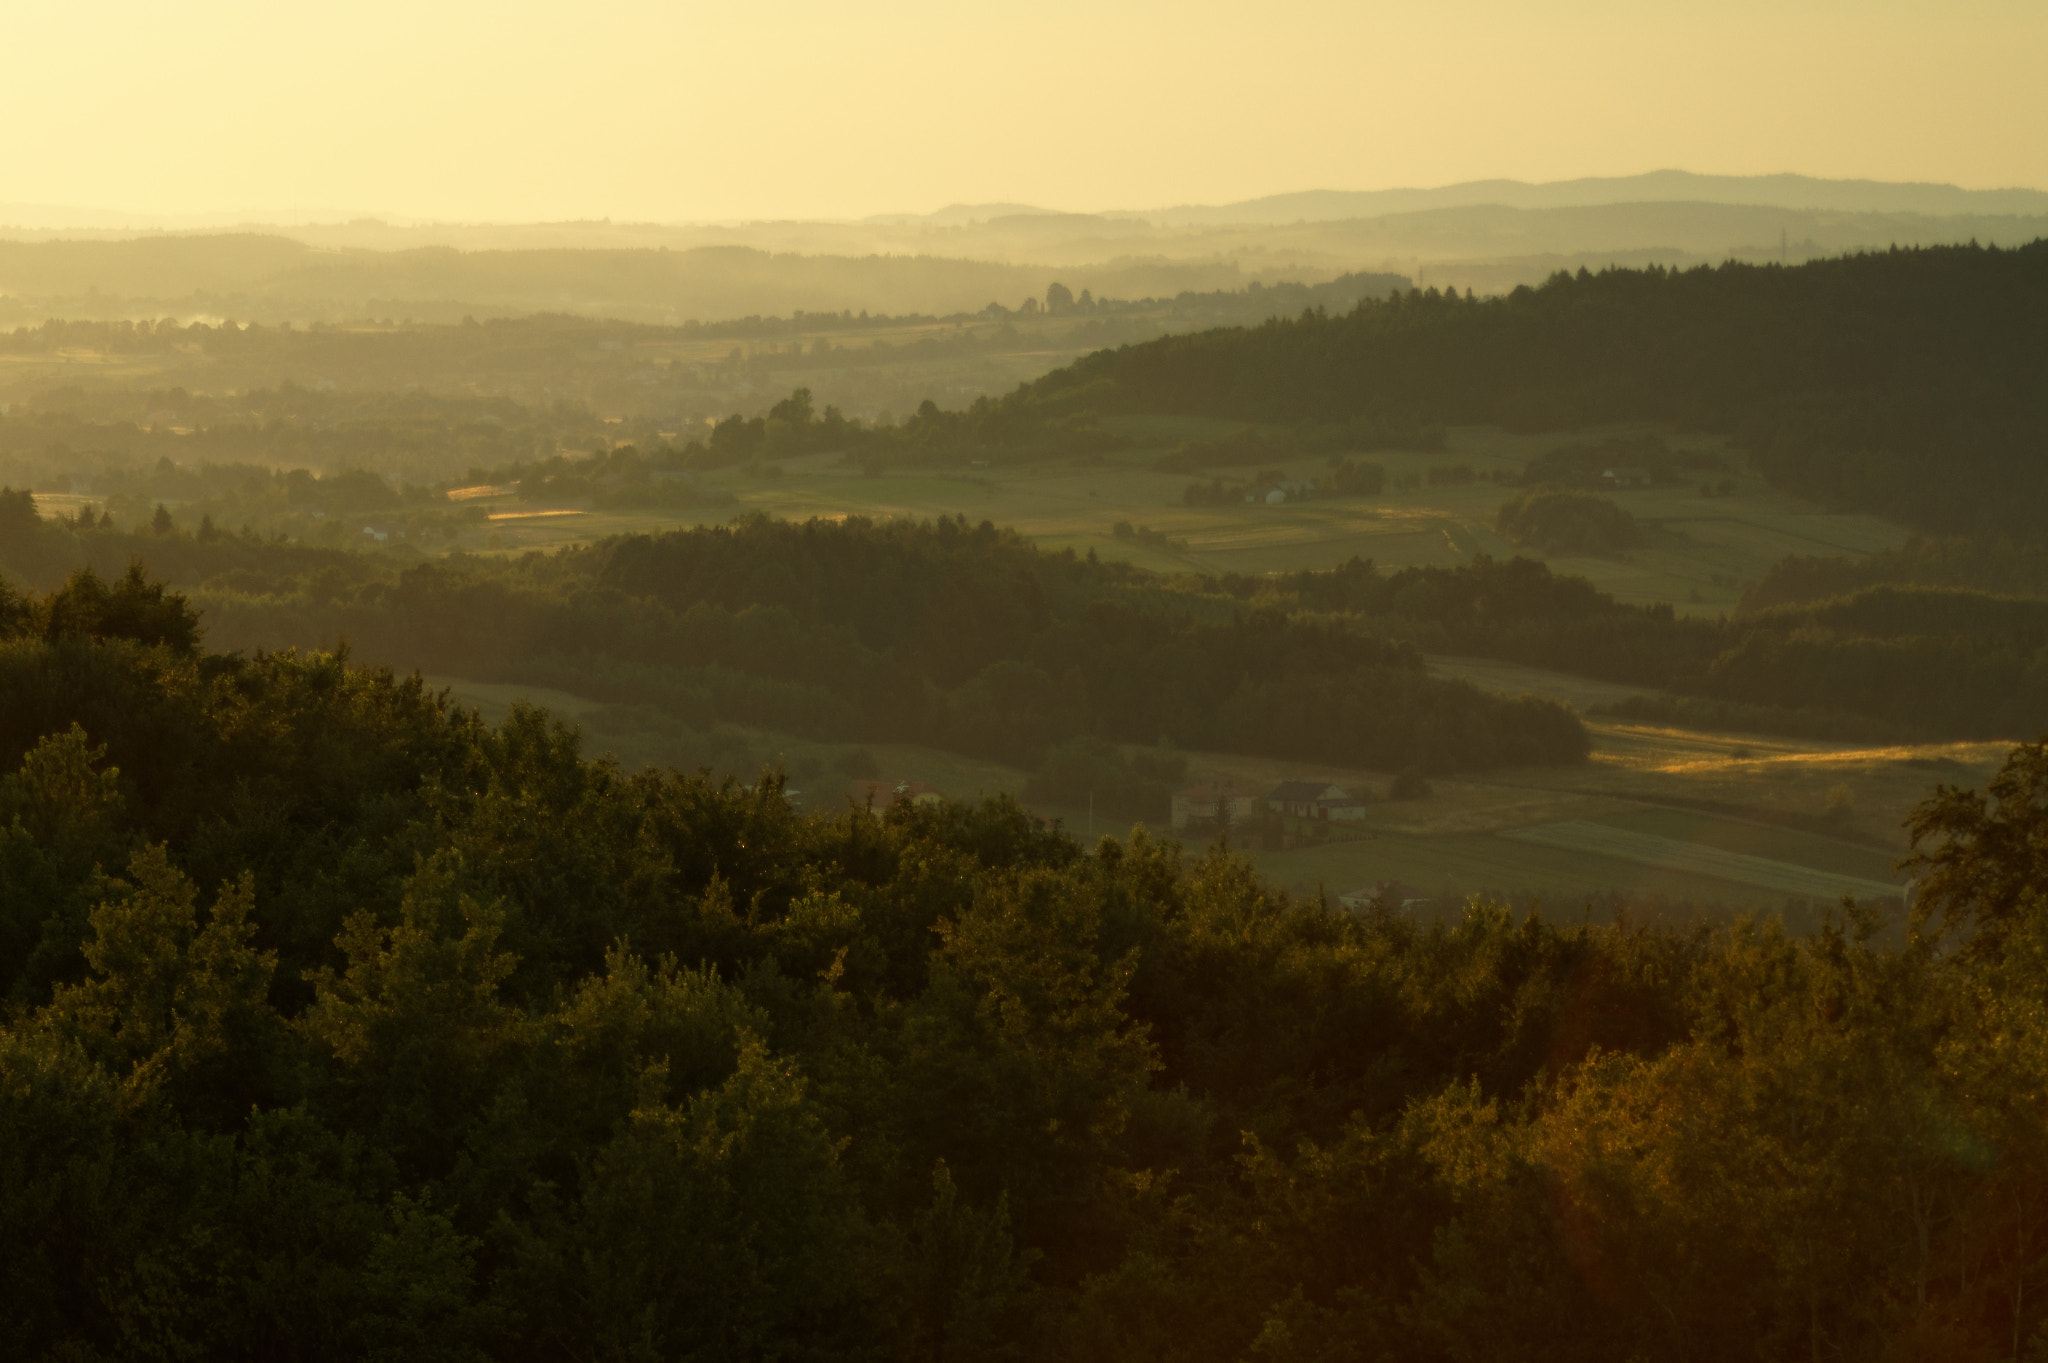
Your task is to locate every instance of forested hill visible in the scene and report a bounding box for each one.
[15,501,2048,755]
[1009,241,2048,533]
[0,509,1591,776]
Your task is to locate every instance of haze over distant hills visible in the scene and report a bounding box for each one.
[1125,170,2048,224]
[8,171,2045,234]
[0,171,2042,328]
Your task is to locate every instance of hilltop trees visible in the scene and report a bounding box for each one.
[1002,243,2048,534]
[140,516,1588,775]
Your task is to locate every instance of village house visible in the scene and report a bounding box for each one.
[1170,782,1258,830]
[849,779,943,812]
[1265,780,1367,820]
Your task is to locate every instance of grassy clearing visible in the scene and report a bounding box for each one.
[1251,833,1829,922]
[1425,656,1646,711]
[1582,807,1900,881]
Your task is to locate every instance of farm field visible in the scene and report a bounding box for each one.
[1499,821,1898,902]
[462,419,1908,616]
[429,650,1998,928]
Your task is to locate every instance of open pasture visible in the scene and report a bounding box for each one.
[1500,820,1900,902]
[463,420,1909,616]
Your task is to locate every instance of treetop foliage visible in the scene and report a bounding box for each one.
[5,561,2048,1358]
[0,540,204,654]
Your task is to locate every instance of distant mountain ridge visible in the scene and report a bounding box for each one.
[1133,171,2048,224]
[8,171,2043,236]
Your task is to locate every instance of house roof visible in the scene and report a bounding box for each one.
[1267,780,1342,802]
[1174,782,1254,800]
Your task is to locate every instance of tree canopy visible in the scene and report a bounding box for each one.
[5,563,2048,1359]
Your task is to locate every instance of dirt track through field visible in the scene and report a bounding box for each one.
[1502,820,1904,901]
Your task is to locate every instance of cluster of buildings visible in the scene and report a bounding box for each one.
[1169,780,1367,830]
[1249,478,1317,505]
[830,772,1432,914]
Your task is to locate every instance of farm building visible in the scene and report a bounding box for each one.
[1265,781,1366,820]
[1170,782,1258,830]
[1265,781,1347,816]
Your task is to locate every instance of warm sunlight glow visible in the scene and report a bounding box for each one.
[3,0,2042,221]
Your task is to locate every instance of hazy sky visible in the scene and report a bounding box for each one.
[4,0,2042,222]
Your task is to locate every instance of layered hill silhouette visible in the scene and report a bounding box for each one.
[4,171,2044,325]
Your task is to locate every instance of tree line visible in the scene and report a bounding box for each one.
[1202,552,2048,742]
[13,494,2048,755]
[0,514,1592,776]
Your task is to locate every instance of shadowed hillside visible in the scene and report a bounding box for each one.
[1000,242,2048,534]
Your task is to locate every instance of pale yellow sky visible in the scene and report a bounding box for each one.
[3,0,2042,222]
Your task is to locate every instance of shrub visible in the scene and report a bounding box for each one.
[1389,766,1432,799]
[1495,489,1646,555]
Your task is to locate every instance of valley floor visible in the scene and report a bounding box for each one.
[453,418,1907,618]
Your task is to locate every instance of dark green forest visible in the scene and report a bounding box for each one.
[965,241,2048,534]
[0,508,1589,777]
[6,564,2048,1360]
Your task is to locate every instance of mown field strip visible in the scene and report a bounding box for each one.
[1501,819,1904,901]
